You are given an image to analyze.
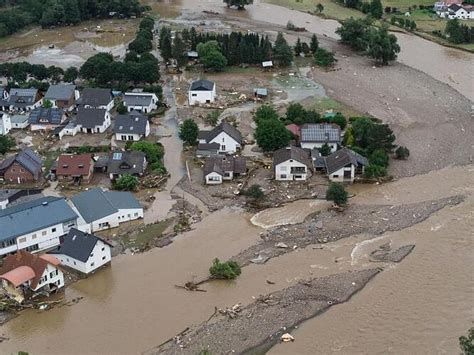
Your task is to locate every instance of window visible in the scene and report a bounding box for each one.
[127,214,131,218]
[102,247,105,251]
[56,270,58,276]
[333,174,339,178]
[191,93,197,97]
[18,237,27,243]
[32,234,37,239]
[90,262,95,267]
[102,256,106,260]
[73,261,76,265]
[67,258,69,262]
[134,213,138,217]
[280,174,287,179]
[221,145,226,151]
[50,271,55,278]
[52,227,56,233]
[90,253,94,257]
[42,231,47,236]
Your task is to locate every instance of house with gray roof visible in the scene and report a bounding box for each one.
[49,228,113,274]
[203,155,247,185]
[0,196,81,257]
[123,92,158,113]
[44,84,77,110]
[198,120,242,155]
[188,79,216,105]
[114,112,150,141]
[300,123,341,153]
[76,108,111,134]
[273,146,313,181]
[76,88,114,111]
[29,107,66,131]
[0,148,43,184]
[71,188,143,232]
[4,88,42,112]
[105,150,147,180]
[324,147,368,183]
[10,114,30,129]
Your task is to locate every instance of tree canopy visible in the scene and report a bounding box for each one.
[326,182,348,205]
[273,32,293,67]
[178,119,199,145]
[197,41,228,72]
[254,117,291,152]
[130,141,164,164]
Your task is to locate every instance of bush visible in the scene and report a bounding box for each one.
[245,184,264,200]
[150,161,167,175]
[364,164,387,178]
[131,141,164,164]
[114,174,139,191]
[205,110,221,126]
[209,258,241,280]
[0,135,15,155]
[314,47,336,68]
[286,21,296,30]
[329,113,347,130]
[395,146,410,160]
[326,182,348,205]
[117,102,127,114]
[459,328,474,355]
[318,143,332,156]
[369,149,389,168]
[178,119,199,145]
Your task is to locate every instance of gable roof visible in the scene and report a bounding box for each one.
[0,148,42,176]
[203,156,246,177]
[190,79,215,91]
[107,150,146,175]
[71,188,141,223]
[123,93,155,107]
[273,146,313,168]
[114,113,148,135]
[77,88,112,107]
[50,228,112,262]
[44,84,76,101]
[0,196,78,242]
[76,108,107,129]
[10,114,29,124]
[325,148,369,174]
[202,121,242,144]
[8,88,39,108]
[56,154,93,177]
[29,107,64,125]
[0,251,60,289]
[300,123,341,143]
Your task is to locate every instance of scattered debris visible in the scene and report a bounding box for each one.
[280,333,295,342]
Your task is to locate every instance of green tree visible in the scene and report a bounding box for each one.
[395,146,410,160]
[459,328,474,355]
[210,258,241,279]
[40,0,65,27]
[255,118,291,152]
[294,37,303,56]
[117,102,127,114]
[172,34,187,70]
[351,116,374,148]
[178,119,199,145]
[310,34,319,53]
[314,47,336,67]
[273,32,293,67]
[364,164,387,178]
[329,113,346,129]
[326,182,348,205]
[160,28,172,62]
[369,0,383,19]
[42,99,53,108]
[128,35,152,54]
[63,0,81,24]
[445,19,465,44]
[366,25,400,65]
[197,41,228,71]
[286,102,306,124]
[63,66,78,83]
[130,141,164,164]
[369,149,389,167]
[254,104,279,123]
[336,17,372,52]
[245,184,264,200]
[114,174,139,191]
[316,3,324,13]
[0,135,15,155]
[366,123,396,153]
[223,0,254,9]
[343,126,355,146]
[319,143,332,156]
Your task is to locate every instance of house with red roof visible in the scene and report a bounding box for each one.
[0,251,64,303]
[54,154,94,185]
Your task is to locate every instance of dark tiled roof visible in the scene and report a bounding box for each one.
[8,88,38,108]
[50,228,112,262]
[123,93,154,107]
[325,148,369,174]
[107,150,146,175]
[29,107,64,125]
[114,113,148,135]
[44,84,75,101]
[0,148,42,176]
[77,88,112,107]
[190,79,215,91]
[203,156,246,176]
[197,142,220,151]
[273,146,312,168]
[76,108,107,129]
[56,154,93,177]
[300,123,341,143]
[204,121,242,144]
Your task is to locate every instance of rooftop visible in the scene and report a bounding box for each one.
[56,154,93,177]
[190,79,215,91]
[77,88,112,107]
[300,123,341,143]
[325,148,369,174]
[29,107,64,125]
[107,150,147,175]
[114,113,148,135]
[44,84,76,101]
[123,92,155,107]
[200,121,242,144]
[203,155,247,176]
[76,108,107,129]
[273,146,313,168]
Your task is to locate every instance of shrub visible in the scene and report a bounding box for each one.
[364,164,387,178]
[318,143,332,156]
[459,328,474,355]
[114,174,139,191]
[209,258,241,280]
[314,47,336,68]
[326,182,348,205]
[117,102,127,114]
[369,149,389,168]
[395,146,410,160]
[286,21,296,30]
[150,161,168,175]
[179,119,199,145]
[205,110,220,126]
[131,141,164,164]
[245,184,264,200]
[0,135,15,155]
[329,113,347,130]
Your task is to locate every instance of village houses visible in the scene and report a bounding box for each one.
[198,121,243,155]
[97,150,148,181]
[324,147,368,183]
[29,107,66,131]
[76,88,114,111]
[203,155,247,185]
[123,92,158,113]
[50,228,112,275]
[0,148,43,184]
[0,112,12,135]
[53,154,94,185]
[76,108,111,134]
[114,112,150,141]
[43,84,78,111]
[188,79,217,105]
[10,114,29,129]
[1,88,42,112]
[300,123,341,153]
[273,146,313,181]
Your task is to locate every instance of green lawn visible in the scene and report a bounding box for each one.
[120,219,172,251]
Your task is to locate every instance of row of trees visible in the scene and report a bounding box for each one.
[390,17,417,32]
[0,0,147,37]
[336,17,400,65]
[444,19,474,44]
[335,0,383,19]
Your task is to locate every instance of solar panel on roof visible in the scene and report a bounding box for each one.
[113,152,123,160]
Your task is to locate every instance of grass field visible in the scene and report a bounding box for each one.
[265,0,363,21]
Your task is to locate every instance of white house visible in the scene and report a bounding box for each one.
[439,4,474,19]
[10,114,29,129]
[71,188,143,232]
[273,146,313,181]
[114,112,150,141]
[77,88,114,111]
[198,121,243,155]
[50,228,112,274]
[300,123,341,153]
[57,120,80,140]
[188,79,216,105]
[203,155,247,185]
[0,251,64,303]
[0,112,11,135]
[123,92,158,113]
[76,108,111,134]
[324,148,368,183]
[0,197,83,257]
[5,88,42,112]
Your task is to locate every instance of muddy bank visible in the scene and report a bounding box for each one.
[148,269,381,354]
[234,195,464,266]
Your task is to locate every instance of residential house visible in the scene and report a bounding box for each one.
[253,88,268,100]
[438,3,474,18]
[300,123,341,153]
[0,196,81,257]
[76,108,111,134]
[50,228,112,274]
[0,112,11,135]
[114,112,150,141]
[43,84,77,110]
[4,88,42,112]
[54,119,80,140]
[203,155,247,185]
[188,80,216,105]
[29,107,66,131]
[10,114,29,129]
[76,88,114,111]
[123,92,158,113]
[324,147,368,183]
[71,188,143,232]
[54,154,94,184]
[104,150,147,180]
[198,121,243,155]
[273,146,313,181]
[434,0,461,12]
[0,188,42,210]
[0,251,64,303]
[0,148,43,184]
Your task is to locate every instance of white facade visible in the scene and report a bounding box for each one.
[9,99,42,112]
[55,239,111,274]
[439,6,474,19]
[188,86,216,105]
[10,116,29,129]
[328,165,357,183]
[199,132,241,154]
[205,171,223,185]
[0,113,12,135]
[88,208,144,232]
[33,263,64,291]
[115,121,150,141]
[275,160,310,181]
[58,124,80,140]
[79,111,111,134]
[83,100,114,112]
[301,141,338,153]
[124,93,158,113]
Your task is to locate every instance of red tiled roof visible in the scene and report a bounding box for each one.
[286,124,301,137]
[56,154,92,177]
[0,266,35,287]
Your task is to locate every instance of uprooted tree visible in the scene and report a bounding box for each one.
[209,258,242,280]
